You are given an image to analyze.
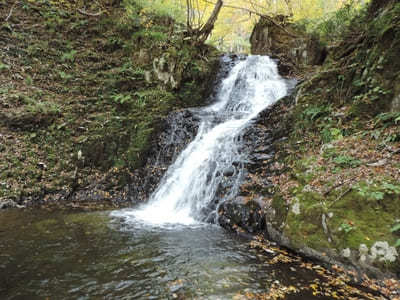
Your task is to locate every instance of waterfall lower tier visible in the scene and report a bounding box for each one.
[119,55,289,225]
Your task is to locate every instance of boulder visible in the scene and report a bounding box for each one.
[250,15,326,75]
[218,198,266,233]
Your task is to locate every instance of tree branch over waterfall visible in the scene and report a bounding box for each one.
[185,0,223,43]
[200,0,296,38]
[197,0,223,42]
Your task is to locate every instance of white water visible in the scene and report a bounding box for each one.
[115,56,288,225]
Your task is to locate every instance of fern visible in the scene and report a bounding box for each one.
[391,223,400,233]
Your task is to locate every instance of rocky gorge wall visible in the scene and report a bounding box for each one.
[219,0,400,279]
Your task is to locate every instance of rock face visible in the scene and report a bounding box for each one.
[250,16,326,75]
[217,88,398,279]
[218,94,294,235]
[127,109,200,203]
[152,54,180,89]
[0,0,224,210]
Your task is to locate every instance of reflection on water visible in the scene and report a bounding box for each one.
[0,209,362,300]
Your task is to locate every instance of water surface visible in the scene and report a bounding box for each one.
[0,209,356,300]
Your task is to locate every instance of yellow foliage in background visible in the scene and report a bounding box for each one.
[135,0,369,52]
[210,0,368,52]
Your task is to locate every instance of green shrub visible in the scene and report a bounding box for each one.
[0,62,10,71]
[26,101,61,115]
[339,222,355,234]
[391,223,400,233]
[321,127,343,143]
[375,112,400,127]
[111,93,132,104]
[132,29,167,42]
[333,155,361,168]
[354,180,400,201]
[131,0,185,21]
[302,105,331,121]
[391,223,400,248]
[61,50,77,62]
[58,71,73,82]
[297,1,368,43]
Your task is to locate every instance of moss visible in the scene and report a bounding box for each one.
[0,1,220,206]
[328,190,399,249]
[278,181,399,263]
[270,193,288,228]
[283,190,331,250]
[277,171,399,253]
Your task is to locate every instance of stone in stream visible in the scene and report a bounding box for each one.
[218,198,266,233]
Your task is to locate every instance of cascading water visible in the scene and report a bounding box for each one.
[116,55,288,225]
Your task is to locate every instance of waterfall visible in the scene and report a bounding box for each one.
[117,55,288,225]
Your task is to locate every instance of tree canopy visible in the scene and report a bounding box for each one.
[133,0,369,51]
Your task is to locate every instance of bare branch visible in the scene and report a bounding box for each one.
[186,0,191,29]
[5,1,18,22]
[201,0,295,37]
[77,8,103,17]
[202,0,265,17]
[197,0,223,42]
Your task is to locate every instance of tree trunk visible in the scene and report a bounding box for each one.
[197,0,223,43]
[283,0,293,15]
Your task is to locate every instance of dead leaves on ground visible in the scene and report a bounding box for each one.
[244,236,399,299]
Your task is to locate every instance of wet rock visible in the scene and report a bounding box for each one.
[251,153,273,161]
[127,109,200,204]
[215,90,295,234]
[218,198,266,233]
[223,167,235,177]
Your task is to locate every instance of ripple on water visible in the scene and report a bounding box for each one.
[0,210,372,300]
